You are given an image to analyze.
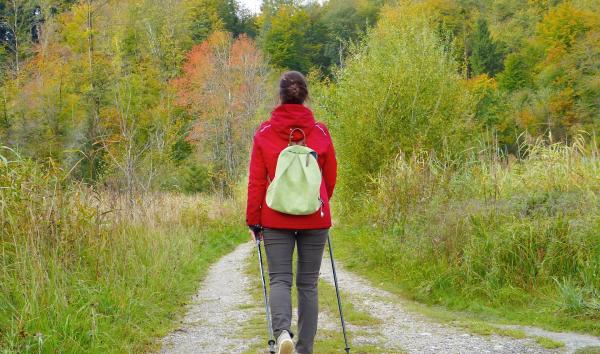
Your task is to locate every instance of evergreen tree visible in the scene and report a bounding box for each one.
[469,17,503,77]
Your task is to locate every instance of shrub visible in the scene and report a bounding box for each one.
[315,4,476,204]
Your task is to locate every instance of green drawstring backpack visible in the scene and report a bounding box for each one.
[266,128,324,216]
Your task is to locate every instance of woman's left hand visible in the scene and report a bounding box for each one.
[249,225,263,242]
[249,229,258,242]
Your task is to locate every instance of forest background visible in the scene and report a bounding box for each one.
[1,0,599,352]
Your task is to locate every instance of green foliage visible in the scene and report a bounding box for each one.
[260,5,316,72]
[183,164,211,194]
[469,18,503,76]
[187,0,258,42]
[467,74,517,149]
[315,0,384,70]
[170,136,193,163]
[497,51,537,91]
[316,5,475,201]
[258,0,385,73]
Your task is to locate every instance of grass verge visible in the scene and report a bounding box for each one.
[330,224,600,337]
[1,154,248,353]
[1,220,246,353]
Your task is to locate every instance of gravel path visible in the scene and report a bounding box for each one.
[156,241,600,354]
[501,325,600,353]
[319,255,561,354]
[158,242,258,354]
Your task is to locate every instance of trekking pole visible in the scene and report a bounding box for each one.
[327,235,351,354]
[256,238,276,354]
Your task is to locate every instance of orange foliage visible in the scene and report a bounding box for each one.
[171,31,268,181]
[517,109,536,131]
[549,86,576,128]
[172,32,265,118]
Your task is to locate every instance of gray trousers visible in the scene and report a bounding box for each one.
[262,228,329,354]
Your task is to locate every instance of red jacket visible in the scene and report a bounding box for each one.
[246,104,337,230]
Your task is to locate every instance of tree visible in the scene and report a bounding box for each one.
[499,2,600,140]
[537,2,597,52]
[1,0,196,191]
[172,31,270,194]
[187,0,258,42]
[316,5,475,199]
[260,4,314,72]
[317,0,383,71]
[467,73,516,149]
[469,17,503,77]
[497,51,535,91]
[0,0,37,75]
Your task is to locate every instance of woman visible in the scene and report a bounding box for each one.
[246,71,337,354]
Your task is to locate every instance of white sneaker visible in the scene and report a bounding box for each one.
[277,330,294,354]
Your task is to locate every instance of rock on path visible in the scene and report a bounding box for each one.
[158,242,258,354]
[319,256,561,354]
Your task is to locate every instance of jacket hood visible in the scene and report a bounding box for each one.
[268,104,316,142]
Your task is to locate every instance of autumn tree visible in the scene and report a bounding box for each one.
[172,31,270,194]
[2,0,197,193]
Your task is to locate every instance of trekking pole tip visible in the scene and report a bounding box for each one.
[268,339,276,354]
[345,348,350,354]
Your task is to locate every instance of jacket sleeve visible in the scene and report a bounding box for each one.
[323,132,337,200]
[246,134,266,226]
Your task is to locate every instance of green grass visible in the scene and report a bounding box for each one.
[318,278,382,327]
[534,336,565,349]
[1,221,246,353]
[0,154,248,353]
[329,141,600,337]
[331,224,600,337]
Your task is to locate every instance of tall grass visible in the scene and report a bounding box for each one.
[332,137,600,334]
[0,148,246,353]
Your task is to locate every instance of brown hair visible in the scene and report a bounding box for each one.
[279,71,308,104]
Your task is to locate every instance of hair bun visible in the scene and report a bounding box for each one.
[279,71,308,104]
[289,82,300,96]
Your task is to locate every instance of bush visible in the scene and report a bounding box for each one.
[314,4,476,204]
[158,163,211,194]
